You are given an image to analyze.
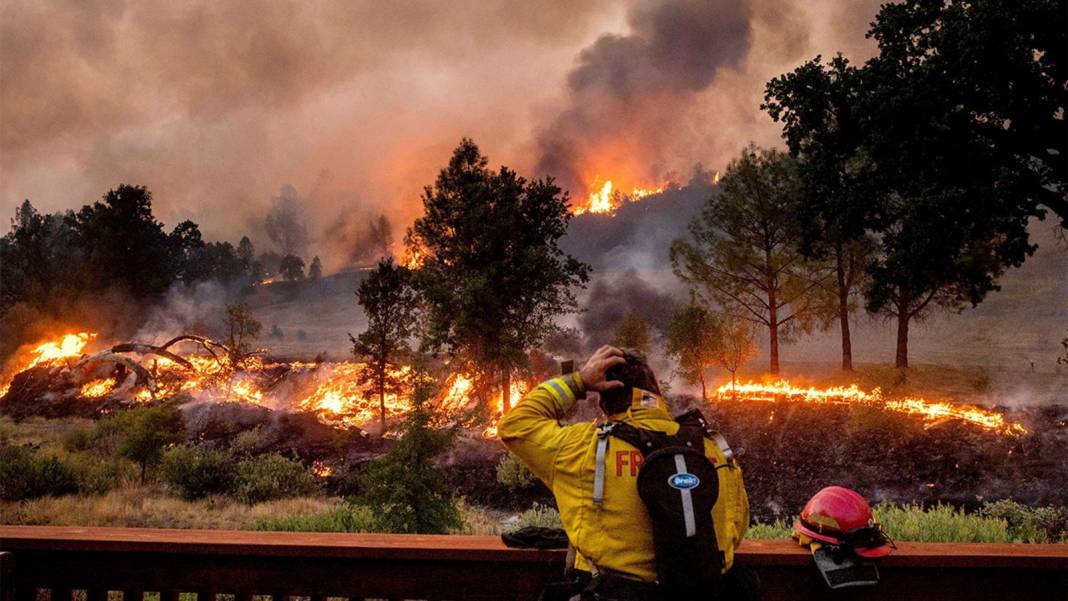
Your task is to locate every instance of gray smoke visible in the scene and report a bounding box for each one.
[535,0,753,195]
[577,268,682,351]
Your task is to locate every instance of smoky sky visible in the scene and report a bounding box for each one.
[1,0,883,271]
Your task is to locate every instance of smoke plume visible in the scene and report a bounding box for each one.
[534,0,752,195]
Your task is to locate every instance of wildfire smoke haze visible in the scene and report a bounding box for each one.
[1,0,884,258]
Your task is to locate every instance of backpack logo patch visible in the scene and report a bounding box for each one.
[668,473,700,490]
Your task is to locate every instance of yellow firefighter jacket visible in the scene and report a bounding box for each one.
[498,372,749,582]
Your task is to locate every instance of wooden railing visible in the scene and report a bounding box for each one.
[1,526,1065,601]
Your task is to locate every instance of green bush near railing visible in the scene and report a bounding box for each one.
[745,502,1068,543]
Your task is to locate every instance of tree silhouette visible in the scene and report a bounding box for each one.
[279,254,305,281]
[351,257,416,434]
[265,184,309,258]
[407,139,589,411]
[671,147,831,374]
[764,55,874,371]
[613,313,652,355]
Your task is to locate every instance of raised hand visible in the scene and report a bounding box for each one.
[579,345,626,392]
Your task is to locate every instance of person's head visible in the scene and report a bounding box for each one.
[598,349,661,415]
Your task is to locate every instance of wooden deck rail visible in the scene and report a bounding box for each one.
[1,526,1065,601]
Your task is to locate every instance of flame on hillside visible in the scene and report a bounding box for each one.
[574,179,665,215]
[715,380,1027,435]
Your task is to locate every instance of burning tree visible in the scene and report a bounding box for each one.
[407,139,590,412]
[351,257,416,435]
[223,303,262,372]
[671,146,832,374]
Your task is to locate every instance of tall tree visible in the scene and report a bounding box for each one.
[861,0,1065,367]
[279,254,305,281]
[763,55,875,371]
[265,184,309,258]
[671,146,831,374]
[308,256,323,281]
[715,316,758,391]
[407,139,590,412]
[222,303,262,372]
[368,214,394,258]
[351,257,416,434]
[69,184,177,297]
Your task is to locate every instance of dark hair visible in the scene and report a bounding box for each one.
[599,349,660,415]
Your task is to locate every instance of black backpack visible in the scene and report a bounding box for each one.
[594,410,728,599]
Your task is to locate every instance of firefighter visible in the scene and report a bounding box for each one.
[498,345,753,600]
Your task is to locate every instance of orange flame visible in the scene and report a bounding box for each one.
[574,179,665,215]
[1,332,96,396]
[80,377,116,399]
[714,380,1026,435]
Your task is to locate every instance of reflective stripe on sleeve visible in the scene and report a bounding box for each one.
[674,454,697,537]
[545,378,570,404]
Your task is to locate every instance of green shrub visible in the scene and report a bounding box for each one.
[161,446,236,500]
[746,519,793,540]
[745,503,1068,544]
[515,503,562,529]
[62,427,97,453]
[233,453,316,504]
[0,445,79,500]
[354,379,461,534]
[111,403,186,482]
[496,453,536,489]
[64,452,129,495]
[229,427,264,457]
[981,500,1068,543]
[873,502,1012,543]
[245,503,375,532]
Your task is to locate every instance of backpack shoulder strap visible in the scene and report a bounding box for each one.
[676,409,735,465]
[593,423,614,506]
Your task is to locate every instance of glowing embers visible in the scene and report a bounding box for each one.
[80,377,116,398]
[714,380,1026,435]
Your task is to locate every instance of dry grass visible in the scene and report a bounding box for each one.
[0,485,338,530]
[0,415,94,452]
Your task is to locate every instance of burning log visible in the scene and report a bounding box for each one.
[109,343,194,370]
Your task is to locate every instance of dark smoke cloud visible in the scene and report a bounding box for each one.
[534,0,883,198]
[577,268,681,351]
[535,0,752,194]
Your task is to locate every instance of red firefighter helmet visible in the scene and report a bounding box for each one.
[794,486,893,558]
